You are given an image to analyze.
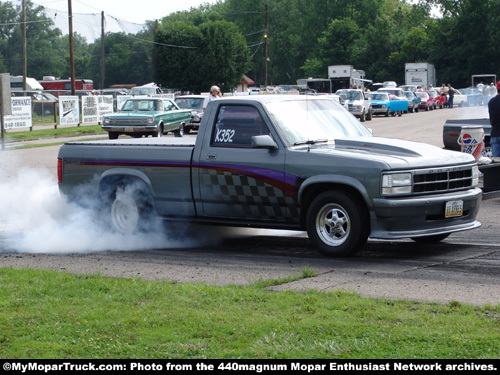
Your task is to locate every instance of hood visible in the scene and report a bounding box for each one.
[317,137,475,169]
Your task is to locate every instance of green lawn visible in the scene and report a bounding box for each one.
[1,268,499,359]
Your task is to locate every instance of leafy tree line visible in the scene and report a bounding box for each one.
[1,0,499,92]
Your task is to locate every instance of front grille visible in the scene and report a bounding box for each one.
[413,166,473,194]
[111,118,147,125]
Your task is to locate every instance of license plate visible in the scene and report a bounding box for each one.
[124,127,134,133]
[445,200,463,218]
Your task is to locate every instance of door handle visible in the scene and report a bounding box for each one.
[206,153,216,160]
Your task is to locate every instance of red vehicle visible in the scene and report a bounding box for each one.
[415,91,434,111]
[425,90,439,110]
[38,76,93,97]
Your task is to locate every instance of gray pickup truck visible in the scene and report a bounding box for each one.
[58,95,482,256]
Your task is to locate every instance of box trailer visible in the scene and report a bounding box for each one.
[405,63,436,89]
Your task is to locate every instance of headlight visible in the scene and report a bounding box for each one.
[193,114,200,122]
[472,165,479,187]
[382,172,412,195]
[103,117,110,125]
[381,104,386,109]
[146,117,154,125]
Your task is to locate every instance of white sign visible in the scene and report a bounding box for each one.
[98,95,114,121]
[81,95,114,124]
[5,96,32,129]
[81,95,99,124]
[59,96,80,125]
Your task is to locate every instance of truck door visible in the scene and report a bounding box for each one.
[194,104,291,222]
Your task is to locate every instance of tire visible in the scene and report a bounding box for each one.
[108,132,119,140]
[306,190,369,257]
[108,183,156,234]
[411,233,451,243]
[359,110,365,122]
[385,109,389,117]
[366,108,372,121]
[425,106,429,111]
[174,124,184,137]
[153,124,164,138]
[185,126,191,134]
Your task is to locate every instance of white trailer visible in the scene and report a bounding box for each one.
[405,63,436,89]
[328,65,369,92]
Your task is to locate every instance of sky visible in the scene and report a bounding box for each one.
[31,0,221,24]
[23,0,221,41]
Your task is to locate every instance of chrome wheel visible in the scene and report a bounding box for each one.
[315,203,350,246]
[111,192,140,234]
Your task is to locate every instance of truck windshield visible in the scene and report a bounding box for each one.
[265,98,372,146]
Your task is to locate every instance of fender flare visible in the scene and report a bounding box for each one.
[297,174,371,208]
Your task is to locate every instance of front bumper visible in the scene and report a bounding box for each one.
[369,188,482,239]
[102,125,158,133]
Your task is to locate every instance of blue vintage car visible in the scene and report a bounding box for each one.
[366,92,408,116]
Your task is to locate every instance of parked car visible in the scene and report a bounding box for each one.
[174,95,205,134]
[403,91,420,113]
[101,97,191,139]
[130,83,163,96]
[336,89,372,121]
[460,88,483,106]
[425,90,439,109]
[452,89,468,108]
[415,92,433,111]
[399,85,419,92]
[429,88,447,108]
[367,92,407,116]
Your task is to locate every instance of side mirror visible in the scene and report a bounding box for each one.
[251,135,278,150]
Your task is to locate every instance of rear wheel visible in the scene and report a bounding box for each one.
[306,191,369,257]
[108,183,156,234]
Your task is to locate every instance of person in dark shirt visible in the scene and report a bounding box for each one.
[488,81,500,157]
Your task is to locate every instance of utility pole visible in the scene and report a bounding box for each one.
[68,0,76,95]
[22,0,26,91]
[264,3,268,87]
[100,11,105,90]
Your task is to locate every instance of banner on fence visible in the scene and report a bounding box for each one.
[4,96,32,129]
[59,96,79,125]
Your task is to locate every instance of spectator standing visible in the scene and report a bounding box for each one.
[203,85,221,111]
[487,81,500,157]
[439,84,448,108]
[447,84,455,108]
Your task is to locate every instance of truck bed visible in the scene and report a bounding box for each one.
[63,137,196,148]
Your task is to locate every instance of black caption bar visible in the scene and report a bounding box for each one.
[1,360,499,374]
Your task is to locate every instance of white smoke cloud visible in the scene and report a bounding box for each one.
[0,152,226,254]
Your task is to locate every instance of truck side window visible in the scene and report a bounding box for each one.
[212,105,270,148]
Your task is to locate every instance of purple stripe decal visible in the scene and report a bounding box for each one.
[69,159,300,198]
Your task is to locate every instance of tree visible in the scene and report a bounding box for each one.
[156,20,251,93]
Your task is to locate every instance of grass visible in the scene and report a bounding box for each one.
[4,125,106,143]
[1,268,499,359]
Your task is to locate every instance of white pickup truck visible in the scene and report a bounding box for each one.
[336,89,372,122]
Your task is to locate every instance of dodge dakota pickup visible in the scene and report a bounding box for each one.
[58,95,482,256]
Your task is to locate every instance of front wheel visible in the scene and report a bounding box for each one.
[174,124,184,137]
[306,191,369,257]
[153,124,164,137]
